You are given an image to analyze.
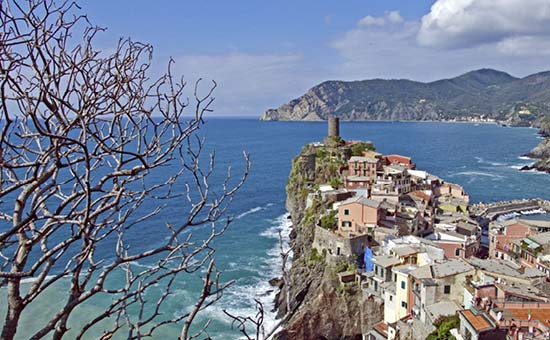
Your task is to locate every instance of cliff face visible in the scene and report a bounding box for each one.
[260,69,550,127]
[273,146,383,340]
[526,138,550,173]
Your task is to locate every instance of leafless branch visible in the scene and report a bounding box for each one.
[0,0,250,339]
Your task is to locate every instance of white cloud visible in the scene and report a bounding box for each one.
[171,52,323,115]
[418,0,550,48]
[387,11,404,24]
[358,15,385,27]
[358,11,404,27]
[330,10,550,82]
[496,35,550,56]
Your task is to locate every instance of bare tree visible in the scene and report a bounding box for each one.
[0,0,250,339]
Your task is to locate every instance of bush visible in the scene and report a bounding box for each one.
[308,247,325,266]
[319,210,337,230]
[351,142,376,156]
[426,315,459,340]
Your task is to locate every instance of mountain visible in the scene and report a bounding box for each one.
[260,69,550,126]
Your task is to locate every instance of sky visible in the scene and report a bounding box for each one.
[79,0,550,116]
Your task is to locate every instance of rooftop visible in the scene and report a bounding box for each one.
[461,310,493,332]
[432,259,474,278]
[527,231,550,246]
[392,245,418,257]
[392,264,418,275]
[425,301,461,322]
[373,255,401,268]
[467,258,546,279]
[340,196,380,209]
[410,259,474,280]
[349,156,378,164]
[505,308,550,328]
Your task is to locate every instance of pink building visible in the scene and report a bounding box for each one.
[489,220,536,260]
[338,196,383,236]
[434,182,470,204]
[345,156,379,190]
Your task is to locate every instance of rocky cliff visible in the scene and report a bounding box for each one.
[525,138,550,173]
[260,69,550,127]
[272,145,383,340]
[523,117,550,173]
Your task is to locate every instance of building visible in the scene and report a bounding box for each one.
[458,309,506,340]
[409,259,475,325]
[434,182,470,205]
[382,154,416,169]
[345,156,379,190]
[509,231,550,268]
[337,196,384,236]
[426,228,479,259]
[489,219,536,260]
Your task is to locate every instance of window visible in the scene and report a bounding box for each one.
[401,281,406,289]
[389,295,393,301]
[344,209,349,216]
[393,274,397,282]
[375,266,378,275]
[401,301,407,309]
[444,285,451,294]
[380,268,384,277]
[455,248,461,257]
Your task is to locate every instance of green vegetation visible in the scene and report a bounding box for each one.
[308,247,326,266]
[326,135,344,147]
[350,142,376,156]
[332,260,357,274]
[426,315,459,340]
[329,177,341,189]
[303,198,322,226]
[319,210,337,230]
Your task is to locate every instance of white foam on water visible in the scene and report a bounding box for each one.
[518,156,532,161]
[235,202,275,220]
[448,171,503,179]
[204,213,293,336]
[236,206,264,219]
[475,156,505,167]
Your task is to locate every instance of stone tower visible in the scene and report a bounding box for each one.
[328,117,340,137]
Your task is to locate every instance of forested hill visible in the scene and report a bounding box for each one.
[260,68,550,126]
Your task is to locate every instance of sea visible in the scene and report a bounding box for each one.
[2,119,550,339]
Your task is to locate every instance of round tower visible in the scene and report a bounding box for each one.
[328,117,340,137]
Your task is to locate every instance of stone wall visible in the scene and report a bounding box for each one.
[313,225,372,259]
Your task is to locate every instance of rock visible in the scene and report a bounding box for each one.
[269,277,284,289]
[272,145,384,340]
[525,137,550,173]
[520,165,532,171]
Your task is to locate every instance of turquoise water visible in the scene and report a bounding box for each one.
[2,120,550,339]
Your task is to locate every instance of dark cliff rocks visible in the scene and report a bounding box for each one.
[272,146,384,340]
[523,138,550,173]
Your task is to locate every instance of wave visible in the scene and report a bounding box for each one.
[449,171,503,179]
[235,206,264,219]
[235,202,275,220]
[518,156,532,161]
[475,156,505,167]
[204,213,292,335]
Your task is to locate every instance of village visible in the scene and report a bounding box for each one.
[297,118,550,340]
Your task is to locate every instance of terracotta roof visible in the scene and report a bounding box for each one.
[409,190,431,202]
[507,308,550,328]
[461,310,493,332]
[372,322,388,337]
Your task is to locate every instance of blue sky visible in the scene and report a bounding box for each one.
[80,0,550,116]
